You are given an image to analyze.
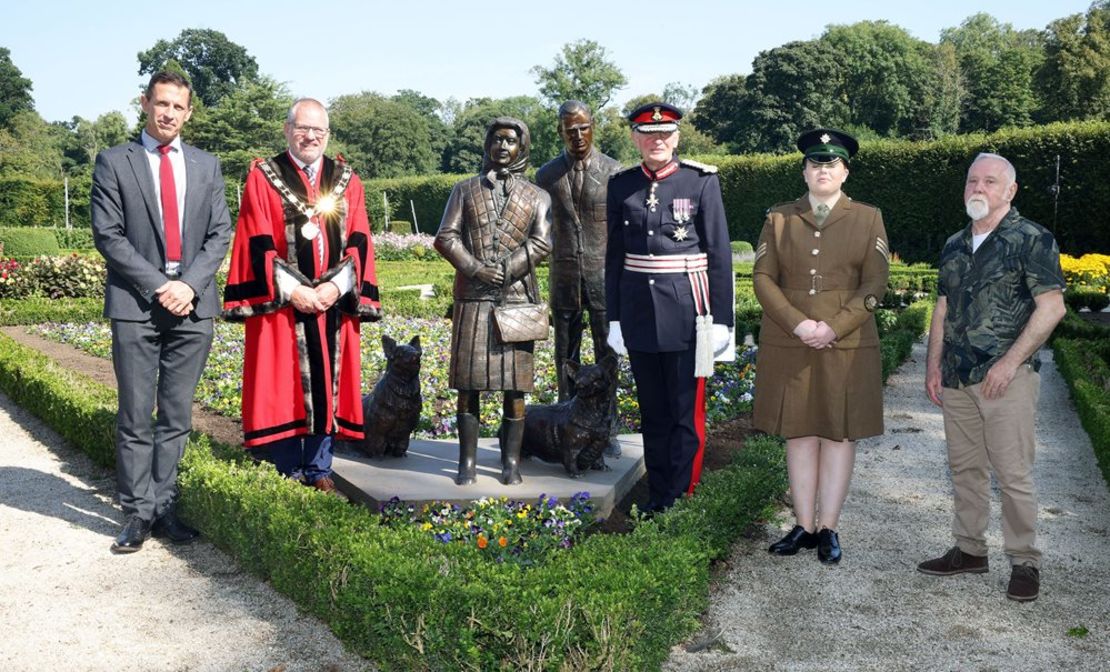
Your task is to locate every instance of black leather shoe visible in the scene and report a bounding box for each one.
[817,528,842,564]
[151,507,199,544]
[111,514,151,553]
[768,525,818,555]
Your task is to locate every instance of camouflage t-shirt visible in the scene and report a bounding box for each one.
[937,207,1065,388]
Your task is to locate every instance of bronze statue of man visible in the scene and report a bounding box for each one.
[536,101,623,455]
[434,117,552,485]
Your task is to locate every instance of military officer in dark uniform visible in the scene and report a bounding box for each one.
[605,102,734,512]
[536,100,623,456]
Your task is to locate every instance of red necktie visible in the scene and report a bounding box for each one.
[158,144,182,263]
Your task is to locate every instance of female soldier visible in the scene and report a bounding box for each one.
[752,128,890,563]
[435,117,552,486]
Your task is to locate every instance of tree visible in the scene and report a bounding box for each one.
[0,47,35,129]
[733,40,850,153]
[138,29,259,108]
[183,76,293,181]
[940,14,1044,132]
[1036,1,1110,122]
[531,40,627,112]
[691,74,748,150]
[0,111,65,179]
[390,89,451,169]
[820,21,940,138]
[329,92,442,179]
[442,97,559,174]
[63,111,131,170]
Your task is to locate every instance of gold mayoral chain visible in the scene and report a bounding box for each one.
[256,160,353,239]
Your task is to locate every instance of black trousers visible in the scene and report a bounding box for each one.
[628,346,706,509]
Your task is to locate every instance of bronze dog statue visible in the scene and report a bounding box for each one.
[522,355,617,477]
[361,335,422,458]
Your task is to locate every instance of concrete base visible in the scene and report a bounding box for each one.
[332,434,644,519]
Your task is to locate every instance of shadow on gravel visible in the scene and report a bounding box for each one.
[0,465,120,537]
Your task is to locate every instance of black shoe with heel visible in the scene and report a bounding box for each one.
[817,528,841,564]
[768,525,818,555]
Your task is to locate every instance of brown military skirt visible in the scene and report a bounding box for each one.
[449,299,535,392]
[752,343,883,441]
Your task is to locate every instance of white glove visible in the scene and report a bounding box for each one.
[712,323,732,356]
[607,321,627,356]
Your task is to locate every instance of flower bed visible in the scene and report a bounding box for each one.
[32,317,758,439]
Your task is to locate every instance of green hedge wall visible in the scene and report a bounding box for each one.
[361,121,1110,260]
[0,226,62,257]
[16,122,1105,263]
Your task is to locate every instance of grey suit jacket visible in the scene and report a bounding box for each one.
[91,139,233,320]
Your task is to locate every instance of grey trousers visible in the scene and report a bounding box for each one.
[111,314,214,521]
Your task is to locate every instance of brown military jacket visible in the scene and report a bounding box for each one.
[753,193,890,348]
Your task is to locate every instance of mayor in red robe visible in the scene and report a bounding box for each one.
[223,98,380,491]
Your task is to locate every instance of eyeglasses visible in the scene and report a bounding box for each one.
[293,125,329,137]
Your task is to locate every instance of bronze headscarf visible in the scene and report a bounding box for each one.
[481,116,531,194]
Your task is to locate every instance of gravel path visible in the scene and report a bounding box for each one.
[2,336,1107,671]
[665,341,1110,671]
[0,392,373,672]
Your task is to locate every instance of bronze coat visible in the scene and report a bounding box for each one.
[434,174,553,391]
[535,148,622,310]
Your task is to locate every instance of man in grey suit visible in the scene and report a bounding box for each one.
[536,101,623,455]
[91,71,232,553]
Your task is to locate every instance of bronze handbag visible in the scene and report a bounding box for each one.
[492,267,549,343]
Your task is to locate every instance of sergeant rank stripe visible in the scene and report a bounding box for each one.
[875,236,891,263]
[755,241,768,262]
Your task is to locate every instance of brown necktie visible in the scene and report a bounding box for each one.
[572,162,585,204]
[157,145,182,263]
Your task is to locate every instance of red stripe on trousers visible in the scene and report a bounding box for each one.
[686,376,707,495]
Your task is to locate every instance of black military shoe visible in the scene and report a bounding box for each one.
[151,506,199,544]
[817,528,842,564]
[111,514,151,553]
[768,525,818,555]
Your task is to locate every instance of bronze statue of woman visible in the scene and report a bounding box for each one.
[434,117,553,485]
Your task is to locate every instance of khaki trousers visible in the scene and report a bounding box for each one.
[941,365,1041,568]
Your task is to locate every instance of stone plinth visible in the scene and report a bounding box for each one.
[332,434,644,518]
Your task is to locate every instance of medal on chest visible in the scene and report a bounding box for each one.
[671,198,692,240]
[645,182,659,212]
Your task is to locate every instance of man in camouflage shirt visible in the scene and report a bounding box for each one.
[918,153,1066,602]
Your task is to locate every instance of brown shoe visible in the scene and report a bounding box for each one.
[311,476,336,492]
[917,546,989,576]
[1007,565,1040,602]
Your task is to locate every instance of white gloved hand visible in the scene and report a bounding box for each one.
[607,321,627,356]
[711,323,732,356]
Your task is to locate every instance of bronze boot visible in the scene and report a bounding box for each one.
[455,413,479,485]
[500,417,524,485]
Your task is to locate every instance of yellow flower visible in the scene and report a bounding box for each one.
[421,522,432,531]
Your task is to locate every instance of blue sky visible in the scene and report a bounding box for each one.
[3,0,1094,123]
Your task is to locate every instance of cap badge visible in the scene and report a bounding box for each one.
[651,107,663,121]
[819,133,831,144]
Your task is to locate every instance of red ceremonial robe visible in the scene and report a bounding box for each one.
[223,152,381,447]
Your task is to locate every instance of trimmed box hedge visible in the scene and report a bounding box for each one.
[0,330,788,671]
[1053,336,1110,488]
